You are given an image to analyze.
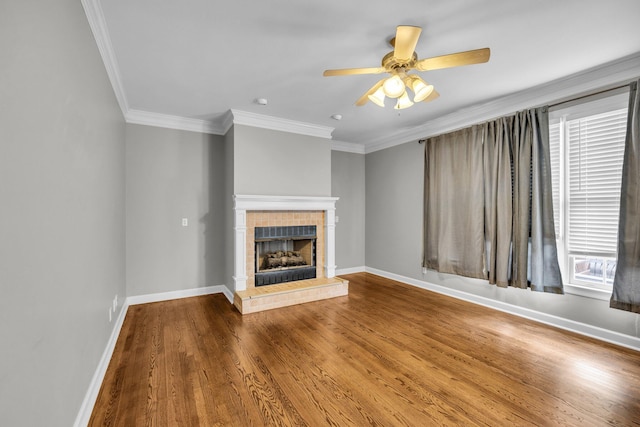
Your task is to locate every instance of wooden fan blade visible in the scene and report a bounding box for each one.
[356,79,386,106]
[323,67,386,77]
[421,89,440,103]
[415,48,490,71]
[393,25,422,60]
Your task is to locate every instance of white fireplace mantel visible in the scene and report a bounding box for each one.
[233,195,339,292]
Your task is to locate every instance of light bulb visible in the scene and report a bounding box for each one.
[367,86,386,107]
[382,75,405,98]
[394,91,414,110]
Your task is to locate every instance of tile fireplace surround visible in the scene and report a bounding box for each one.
[233,195,339,292]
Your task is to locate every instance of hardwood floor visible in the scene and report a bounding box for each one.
[89,273,640,426]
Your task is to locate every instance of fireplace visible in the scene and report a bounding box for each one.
[233,195,338,292]
[254,225,317,286]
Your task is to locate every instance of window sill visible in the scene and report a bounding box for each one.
[564,283,612,301]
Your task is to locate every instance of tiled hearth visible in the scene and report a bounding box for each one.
[232,195,348,314]
[234,277,349,314]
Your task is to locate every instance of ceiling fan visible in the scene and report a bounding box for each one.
[323,25,490,110]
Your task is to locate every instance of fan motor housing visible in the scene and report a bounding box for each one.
[382,51,418,71]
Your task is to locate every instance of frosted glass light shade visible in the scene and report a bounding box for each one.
[367,86,386,107]
[382,75,405,98]
[394,91,414,109]
[410,77,434,102]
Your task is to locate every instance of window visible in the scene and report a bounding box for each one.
[549,91,628,297]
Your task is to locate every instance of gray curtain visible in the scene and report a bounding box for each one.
[481,119,512,287]
[423,127,486,279]
[424,108,563,293]
[529,108,564,293]
[611,80,640,313]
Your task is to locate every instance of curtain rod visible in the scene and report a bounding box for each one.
[547,82,630,108]
[418,80,635,144]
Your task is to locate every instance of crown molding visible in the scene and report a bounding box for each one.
[82,0,639,151]
[221,110,235,134]
[125,109,227,135]
[364,52,640,154]
[230,109,334,139]
[82,0,330,141]
[83,0,230,136]
[81,0,129,116]
[123,108,337,139]
[331,140,366,154]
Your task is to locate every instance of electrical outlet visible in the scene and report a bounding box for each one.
[182,218,188,227]
[422,267,427,274]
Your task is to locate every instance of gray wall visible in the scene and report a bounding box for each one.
[0,2,126,426]
[366,141,640,338]
[125,122,336,297]
[366,142,425,275]
[126,124,226,296]
[332,151,366,270]
[233,125,332,196]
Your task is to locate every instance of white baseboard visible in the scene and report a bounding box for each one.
[127,284,234,306]
[74,284,233,426]
[365,267,640,352]
[73,302,128,427]
[335,266,366,275]
[74,271,637,426]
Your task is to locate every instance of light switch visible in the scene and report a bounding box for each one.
[335,216,340,223]
[182,218,188,227]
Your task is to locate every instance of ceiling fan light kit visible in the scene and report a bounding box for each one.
[323,25,490,110]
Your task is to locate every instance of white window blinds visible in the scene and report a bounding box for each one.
[549,90,629,292]
[549,121,561,237]
[566,109,627,255]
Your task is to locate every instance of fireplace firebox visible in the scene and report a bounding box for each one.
[255,225,316,286]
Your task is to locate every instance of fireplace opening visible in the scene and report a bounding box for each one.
[255,225,316,286]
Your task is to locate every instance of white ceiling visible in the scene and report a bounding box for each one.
[95,0,640,150]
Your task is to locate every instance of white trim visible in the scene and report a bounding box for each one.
[82,0,639,152]
[233,195,339,292]
[336,266,366,275]
[83,0,639,151]
[231,109,334,139]
[324,208,337,278]
[233,208,248,292]
[331,140,366,154]
[71,268,638,426]
[127,284,234,306]
[73,284,232,426]
[365,267,640,352]
[121,108,354,144]
[73,302,127,427]
[81,0,129,116]
[234,195,339,211]
[125,109,228,135]
[221,110,235,134]
[564,283,612,301]
[364,53,640,154]
[82,0,233,136]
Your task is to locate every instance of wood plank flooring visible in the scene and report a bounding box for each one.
[89,273,640,426]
